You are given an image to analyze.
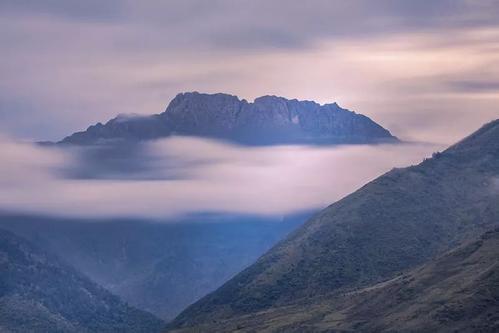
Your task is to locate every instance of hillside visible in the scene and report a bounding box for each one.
[0,213,307,321]
[169,119,499,330]
[170,228,499,332]
[59,92,397,145]
[0,228,164,333]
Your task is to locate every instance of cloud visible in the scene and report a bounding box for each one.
[445,80,499,93]
[2,1,498,48]
[0,0,125,22]
[0,135,441,219]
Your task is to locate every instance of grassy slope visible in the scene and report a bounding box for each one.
[169,119,499,330]
[170,228,499,332]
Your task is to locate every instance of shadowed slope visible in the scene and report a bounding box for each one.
[169,119,499,330]
[0,213,307,321]
[0,228,164,333]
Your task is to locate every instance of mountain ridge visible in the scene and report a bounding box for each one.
[59,92,398,145]
[168,119,499,330]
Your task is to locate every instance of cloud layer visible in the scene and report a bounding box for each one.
[0,135,441,219]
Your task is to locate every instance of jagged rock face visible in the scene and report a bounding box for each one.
[60,92,397,145]
[161,92,243,136]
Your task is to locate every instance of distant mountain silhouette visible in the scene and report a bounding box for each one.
[0,228,164,333]
[0,213,308,321]
[59,92,398,145]
[168,119,499,332]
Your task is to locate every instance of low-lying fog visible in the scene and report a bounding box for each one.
[0,135,443,219]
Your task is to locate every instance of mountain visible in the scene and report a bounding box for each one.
[0,213,308,321]
[0,228,164,333]
[59,92,398,145]
[169,228,499,332]
[168,119,499,331]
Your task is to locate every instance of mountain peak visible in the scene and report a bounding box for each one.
[59,92,398,145]
[168,91,242,104]
[253,94,292,103]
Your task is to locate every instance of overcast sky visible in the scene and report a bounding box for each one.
[1,0,499,143]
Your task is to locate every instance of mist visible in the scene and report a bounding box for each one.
[0,135,442,219]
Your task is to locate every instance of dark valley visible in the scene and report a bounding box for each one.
[0,213,308,321]
[0,228,164,333]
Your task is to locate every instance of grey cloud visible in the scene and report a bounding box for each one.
[0,0,125,21]
[2,1,499,51]
[127,0,499,50]
[446,80,499,93]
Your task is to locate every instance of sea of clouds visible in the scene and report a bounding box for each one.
[0,135,442,219]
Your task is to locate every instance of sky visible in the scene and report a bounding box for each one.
[1,0,499,143]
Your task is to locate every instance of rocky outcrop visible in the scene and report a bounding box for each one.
[60,92,398,145]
